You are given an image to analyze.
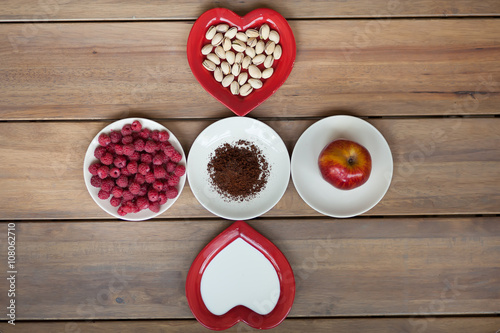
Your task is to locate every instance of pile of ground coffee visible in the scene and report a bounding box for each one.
[207,140,270,202]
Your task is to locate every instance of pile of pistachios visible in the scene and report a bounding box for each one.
[202,23,282,97]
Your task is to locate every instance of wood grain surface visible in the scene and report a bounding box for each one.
[1,19,499,120]
[2,317,500,332]
[1,0,499,330]
[0,118,499,220]
[1,0,500,21]
[1,217,499,320]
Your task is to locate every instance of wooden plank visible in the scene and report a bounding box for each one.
[1,0,500,21]
[1,217,499,320]
[1,19,499,120]
[0,118,499,220]
[2,317,500,332]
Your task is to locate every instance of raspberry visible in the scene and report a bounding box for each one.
[110,196,121,207]
[131,204,140,214]
[144,140,158,153]
[136,196,149,210]
[116,175,129,188]
[154,166,167,179]
[145,171,155,183]
[117,206,127,216]
[153,180,164,192]
[165,186,178,199]
[153,153,165,165]
[109,130,122,144]
[94,146,107,159]
[122,201,138,214]
[138,163,150,175]
[121,167,131,176]
[112,186,123,198]
[168,175,180,187]
[148,189,159,202]
[109,167,121,178]
[141,153,153,164]
[114,155,127,168]
[101,178,115,192]
[134,173,146,185]
[158,130,169,142]
[159,192,168,205]
[120,201,131,213]
[98,189,110,200]
[127,161,138,174]
[166,162,176,173]
[97,165,109,179]
[121,124,133,136]
[106,144,115,154]
[149,201,160,213]
[134,139,145,152]
[131,120,142,132]
[159,142,170,152]
[174,165,186,177]
[163,145,175,158]
[129,151,141,161]
[171,151,182,163]
[100,152,114,165]
[88,163,101,176]
[131,202,140,213]
[139,128,150,139]
[123,144,135,156]
[129,182,141,195]
[114,144,124,155]
[122,135,134,145]
[98,133,111,146]
[138,184,148,196]
[122,190,134,201]
[151,130,160,142]
[90,175,102,187]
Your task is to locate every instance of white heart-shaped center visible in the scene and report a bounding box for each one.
[200,238,281,316]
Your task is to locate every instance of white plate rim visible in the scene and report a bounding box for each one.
[187,117,290,220]
[291,115,393,218]
[83,117,187,221]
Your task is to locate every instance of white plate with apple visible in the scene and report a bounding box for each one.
[291,115,393,218]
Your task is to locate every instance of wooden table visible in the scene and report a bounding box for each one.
[1,1,500,332]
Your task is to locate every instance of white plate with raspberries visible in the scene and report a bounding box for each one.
[83,118,187,221]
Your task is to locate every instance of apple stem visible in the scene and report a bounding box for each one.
[348,157,355,165]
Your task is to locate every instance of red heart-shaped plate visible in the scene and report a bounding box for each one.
[186,221,295,330]
[187,8,296,116]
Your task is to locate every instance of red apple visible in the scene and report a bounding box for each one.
[318,139,372,190]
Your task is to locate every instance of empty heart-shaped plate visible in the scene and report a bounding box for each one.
[186,221,295,330]
[187,8,296,116]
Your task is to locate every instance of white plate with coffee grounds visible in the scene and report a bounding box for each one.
[187,117,290,220]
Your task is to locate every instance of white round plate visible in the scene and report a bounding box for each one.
[83,118,187,221]
[187,117,290,220]
[291,115,393,218]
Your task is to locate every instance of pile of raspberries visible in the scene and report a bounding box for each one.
[88,120,185,216]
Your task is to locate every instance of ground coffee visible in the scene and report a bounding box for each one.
[207,140,270,202]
